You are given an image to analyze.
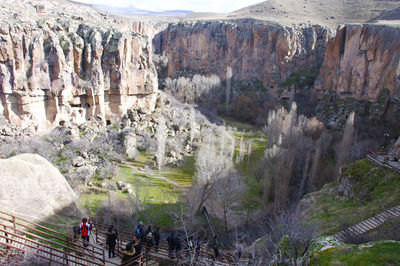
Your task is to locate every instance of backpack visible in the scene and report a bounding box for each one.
[81,222,89,237]
[146,232,152,240]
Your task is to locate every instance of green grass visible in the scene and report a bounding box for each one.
[128,152,153,168]
[304,159,400,234]
[310,241,400,265]
[78,189,108,216]
[220,115,259,132]
[161,156,195,187]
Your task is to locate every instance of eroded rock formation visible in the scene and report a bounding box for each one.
[0,153,77,221]
[153,20,331,89]
[0,0,158,132]
[314,24,400,102]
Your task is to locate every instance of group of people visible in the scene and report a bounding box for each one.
[121,221,161,264]
[74,219,227,263]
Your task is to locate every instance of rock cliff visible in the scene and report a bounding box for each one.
[153,20,331,90]
[314,24,400,102]
[0,0,158,132]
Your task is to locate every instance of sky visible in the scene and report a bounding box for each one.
[73,0,264,13]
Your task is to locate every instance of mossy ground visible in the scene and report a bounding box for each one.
[304,159,400,234]
[310,241,400,265]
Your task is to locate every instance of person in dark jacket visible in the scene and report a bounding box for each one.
[167,232,176,258]
[213,245,220,260]
[121,243,135,265]
[153,227,160,251]
[135,221,144,240]
[144,225,153,252]
[175,234,182,258]
[106,225,118,258]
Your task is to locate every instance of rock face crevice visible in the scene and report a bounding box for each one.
[153,20,332,89]
[314,24,400,102]
[0,0,158,132]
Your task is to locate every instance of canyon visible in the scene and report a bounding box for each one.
[0,0,400,264]
[1,0,399,133]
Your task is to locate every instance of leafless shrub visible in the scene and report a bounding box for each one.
[252,211,318,265]
[164,74,221,105]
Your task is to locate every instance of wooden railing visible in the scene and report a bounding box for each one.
[0,209,118,265]
[92,220,246,265]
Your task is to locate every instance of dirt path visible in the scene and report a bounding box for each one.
[121,161,187,192]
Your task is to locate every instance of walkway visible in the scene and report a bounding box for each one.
[122,161,187,191]
[367,152,400,174]
[334,205,400,241]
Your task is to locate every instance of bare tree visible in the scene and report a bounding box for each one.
[337,112,355,173]
[190,133,233,214]
[164,74,221,104]
[214,171,242,234]
[263,102,315,209]
[156,115,167,173]
[253,211,318,266]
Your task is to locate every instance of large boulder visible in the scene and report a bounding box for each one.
[0,153,77,221]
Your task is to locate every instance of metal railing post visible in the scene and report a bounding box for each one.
[12,216,16,234]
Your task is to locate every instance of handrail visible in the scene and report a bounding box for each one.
[0,241,68,265]
[0,225,103,263]
[0,227,103,265]
[0,210,103,254]
[0,209,106,265]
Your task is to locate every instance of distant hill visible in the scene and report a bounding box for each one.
[372,6,400,22]
[93,4,193,17]
[225,0,400,28]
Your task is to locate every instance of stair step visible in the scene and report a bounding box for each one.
[374,215,385,223]
[364,220,376,229]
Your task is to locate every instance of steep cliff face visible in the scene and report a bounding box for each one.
[0,0,158,132]
[314,24,400,102]
[153,20,331,89]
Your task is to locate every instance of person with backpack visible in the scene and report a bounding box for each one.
[153,227,160,251]
[106,225,118,258]
[135,221,144,240]
[79,218,93,247]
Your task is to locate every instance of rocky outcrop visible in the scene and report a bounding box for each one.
[314,24,400,102]
[153,20,331,90]
[0,153,77,221]
[0,0,158,132]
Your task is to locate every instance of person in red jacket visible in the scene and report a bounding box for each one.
[79,218,93,247]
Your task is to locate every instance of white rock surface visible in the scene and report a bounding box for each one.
[0,153,77,221]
